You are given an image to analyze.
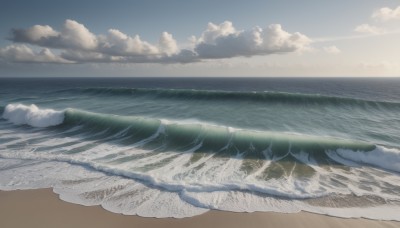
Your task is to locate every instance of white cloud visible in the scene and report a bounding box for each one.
[98,29,178,57]
[99,29,159,56]
[0,44,71,63]
[158,32,179,56]
[11,19,97,50]
[350,7,400,38]
[11,20,180,60]
[372,6,400,21]
[60,19,98,50]
[7,19,311,64]
[263,24,311,51]
[354,24,385,35]
[323,46,341,54]
[60,50,120,63]
[194,22,311,59]
[198,21,236,44]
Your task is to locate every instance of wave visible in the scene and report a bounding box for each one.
[3,103,400,174]
[2,103,400,220]
[2,104,64,127]
[54,87,400,108]
[47,106,377,157]
[334,147,400,173]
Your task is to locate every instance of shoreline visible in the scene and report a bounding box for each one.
[1,189,399,228]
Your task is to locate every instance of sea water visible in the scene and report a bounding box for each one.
[0,77,400,219]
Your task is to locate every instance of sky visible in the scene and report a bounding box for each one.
[0,0,400,77]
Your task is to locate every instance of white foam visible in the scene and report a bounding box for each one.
[1,118,400,220]
[334,146,400,173]
[4,154,399,220]
[180,190,301,213]
[2,104,64,127]
[0,157,207,218]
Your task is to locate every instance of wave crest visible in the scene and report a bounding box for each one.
[3,103,400,175]
[2,103,64,127]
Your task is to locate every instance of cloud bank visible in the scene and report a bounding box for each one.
[0,19,311,64]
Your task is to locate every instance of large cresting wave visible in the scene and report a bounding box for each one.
[2,103,400,173]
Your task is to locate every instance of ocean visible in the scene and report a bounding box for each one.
[1,77,400,219]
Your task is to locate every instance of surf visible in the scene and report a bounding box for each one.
[1,78,400,220]
[3,103,400,175]
[2,104,64,127]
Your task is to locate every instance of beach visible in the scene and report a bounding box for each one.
[1,189,399,228]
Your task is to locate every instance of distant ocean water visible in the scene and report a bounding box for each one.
[1,77,400,219]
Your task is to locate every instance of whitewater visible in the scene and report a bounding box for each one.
[1,77,400,220]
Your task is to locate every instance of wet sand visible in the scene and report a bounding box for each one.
[0,188,399,228]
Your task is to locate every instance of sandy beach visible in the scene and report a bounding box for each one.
[0,189,398,228]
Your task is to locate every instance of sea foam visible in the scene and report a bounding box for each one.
[2,104,64,128]
[2,103,400,220]
[335,146,400,173]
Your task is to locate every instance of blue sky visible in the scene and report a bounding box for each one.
[1,0,400,77]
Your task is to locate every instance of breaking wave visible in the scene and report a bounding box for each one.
[2,103,64,127]
[3,103,400,174]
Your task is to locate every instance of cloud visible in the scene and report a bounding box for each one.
[372,6,400,21]
[0,44,71,63]
[354,24,385,35]
[98,29,178,57]
[323,46,341,54]
[60,19,98,50]
[158,32,179,56]
[98,29,159,56]
[11,19,98,50]
[194,22,311,59]
[60,50,120,63]
[11,25,59,42]
[6,19,311,64]
[351,7,400,38]
[198,21,237,44]
[10,20,182,61]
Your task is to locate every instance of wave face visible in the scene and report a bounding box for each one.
[1,103,400,219]
[1,77,400,220]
